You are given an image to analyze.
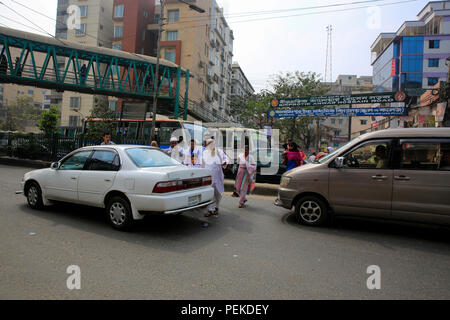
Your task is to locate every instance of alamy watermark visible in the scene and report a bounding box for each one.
[366,265,381,290]
[366,6,381,30]
[66,5,81,31]
[66,265,81,290]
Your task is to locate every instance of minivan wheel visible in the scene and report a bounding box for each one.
[26,182,44,210]
[106,196,134,231]
[295,196,328,226]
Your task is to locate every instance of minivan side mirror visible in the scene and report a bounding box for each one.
[334,157,344,168]
[50,162,60,170]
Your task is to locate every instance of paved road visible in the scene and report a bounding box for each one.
[1,165,450,299]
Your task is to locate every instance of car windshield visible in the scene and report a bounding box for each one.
[317,136,363,164]
[126,148,181,167]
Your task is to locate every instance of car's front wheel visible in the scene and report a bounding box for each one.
[106,196,134,231]
[295,196,328,226]
[26,182,44,210]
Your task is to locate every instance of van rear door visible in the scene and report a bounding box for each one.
[392,139,450,225]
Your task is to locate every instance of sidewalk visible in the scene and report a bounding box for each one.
[0,156,279,197]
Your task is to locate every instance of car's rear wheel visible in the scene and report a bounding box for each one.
[106,196,134,231]
[26,182,44,210]
[295,196,328,226]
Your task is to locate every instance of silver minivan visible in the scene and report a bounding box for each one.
[275,128,450,227]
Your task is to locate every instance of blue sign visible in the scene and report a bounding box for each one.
[268,106,407,118]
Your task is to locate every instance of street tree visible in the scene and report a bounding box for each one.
[269,71,329,150]
[1,96,41,132]
[85,96,117,142]
[38,106,60,136]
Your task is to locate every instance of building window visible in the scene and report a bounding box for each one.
[109,100,117,112]
[401,73,423,89]
[428,77,439,86]
[142,29,146,41]
[402,36,423,54]
[99,24,103,31]
[75,24,86,36]
[114,5,124,18]
[114,26,123,38]
[168,10,179,23]
[331,119,335,124]
[338,119,343,125]
[112,44,122,50]
[70,97,81,110]
[428,58,439,67]
[401,55,423,72]
[429,40,440,49]
[69,116,80,127]
[166,31,178,41]
[56,31,67,39]
[28,90,34,95]
[79,5,87,17]
[360,120,367,125]
[334,130,341,136]
[165,51,176,63]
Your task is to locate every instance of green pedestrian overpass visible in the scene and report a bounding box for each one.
[0,26,190,119]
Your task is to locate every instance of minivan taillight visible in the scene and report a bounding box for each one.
[152,180,183,193]
[202,176,212,186]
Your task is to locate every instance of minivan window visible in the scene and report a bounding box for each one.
[400,141,450,171]
[342,141,391,169]
[318,136,362,163]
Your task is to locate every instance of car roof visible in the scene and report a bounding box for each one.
[359,128,450,139]
[78,145,158,151]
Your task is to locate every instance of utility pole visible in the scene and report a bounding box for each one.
[348,103,352,141]
[150,0,165,141]
[150,0,205,141]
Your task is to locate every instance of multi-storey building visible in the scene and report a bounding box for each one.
[148,0,234,122]
[110,0,157,117]
[230,62,254,122]
[55,0,114,133]
[231,62,254,97]
[371,1,450,94]
[112,0,155,54]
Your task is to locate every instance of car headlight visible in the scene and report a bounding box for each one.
[280,176,292,188]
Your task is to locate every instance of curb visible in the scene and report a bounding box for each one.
[0,156,51,169]
[0,156,279,197]
[224,180,278,197]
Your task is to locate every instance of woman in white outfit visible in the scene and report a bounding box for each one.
[201,138,229,217]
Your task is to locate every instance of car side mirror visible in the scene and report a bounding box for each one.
[50,162,60,170]
[334,157,344,168]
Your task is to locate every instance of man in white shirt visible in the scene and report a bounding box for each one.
[167,136,184,163]
[184,139,202,166]
[201,138,229,216]
[101,133,116,145]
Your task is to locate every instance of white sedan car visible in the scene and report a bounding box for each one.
[20,145,214,230]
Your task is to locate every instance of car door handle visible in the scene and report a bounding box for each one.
[394,175,410,181]
[71,177,77,180]
[372,175,387,180]
[104,179,111,182]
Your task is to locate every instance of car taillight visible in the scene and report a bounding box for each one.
[202,176,212,186]
[152,180,183,193]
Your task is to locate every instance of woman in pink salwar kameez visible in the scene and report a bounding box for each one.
[235,145,257,208]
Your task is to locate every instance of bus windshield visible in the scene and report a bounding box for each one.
[182,122,207,145]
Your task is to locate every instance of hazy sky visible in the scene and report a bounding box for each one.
[0,0,429,91]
